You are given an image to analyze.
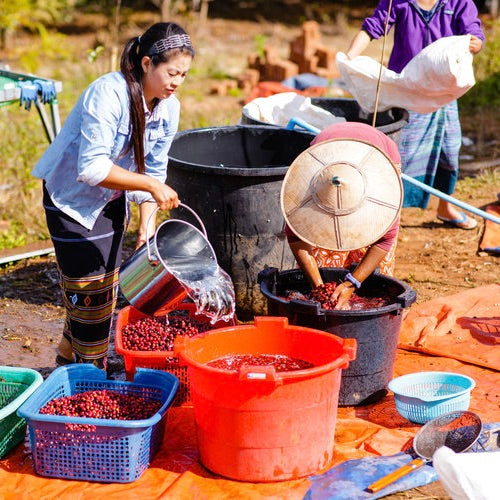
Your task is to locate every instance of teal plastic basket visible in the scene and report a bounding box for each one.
[17,364,178,483]
[0,366,43,458]
[388,371,475,424]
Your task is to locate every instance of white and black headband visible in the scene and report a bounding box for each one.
[148,34,192,55]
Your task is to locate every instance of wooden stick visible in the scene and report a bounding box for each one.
[366,457,426,493]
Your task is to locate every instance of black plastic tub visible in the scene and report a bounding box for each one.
[167,125,316,320]
[258,267,417,406]
[241,97,409,145]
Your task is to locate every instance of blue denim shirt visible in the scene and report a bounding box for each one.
[362,0,485,72]
[31,71,180,230]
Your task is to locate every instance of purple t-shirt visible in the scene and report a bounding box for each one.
[362,0,485,72]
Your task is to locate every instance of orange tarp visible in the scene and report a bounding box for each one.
[0,286,499,499]
[399,284,500,370]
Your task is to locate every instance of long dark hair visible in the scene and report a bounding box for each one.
[120,22,194,174]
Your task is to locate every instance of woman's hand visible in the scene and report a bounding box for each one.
[469,35,483,54]
[331,281,355,310]
[150,180,180,211]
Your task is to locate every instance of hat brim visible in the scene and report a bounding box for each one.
[281,138,402,251]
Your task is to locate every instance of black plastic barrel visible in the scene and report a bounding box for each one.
[241,97,409,145]
[167,125,316,320]
[258,267,417,406]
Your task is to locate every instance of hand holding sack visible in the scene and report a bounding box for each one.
[337,35,476,114]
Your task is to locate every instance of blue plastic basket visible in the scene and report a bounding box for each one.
[0,366,43,458]
[17,364,178,483]
[388,371,475,424]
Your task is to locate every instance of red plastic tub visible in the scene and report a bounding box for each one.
[114,303,237,405]
[174,316,356,482]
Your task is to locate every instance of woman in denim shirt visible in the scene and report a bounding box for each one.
[31,22,194,369]
[346,0,484,230]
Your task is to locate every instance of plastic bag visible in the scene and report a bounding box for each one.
[242,92,345,130]
[336,35,475,114]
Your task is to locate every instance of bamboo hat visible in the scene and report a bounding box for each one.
[281,138,403,251]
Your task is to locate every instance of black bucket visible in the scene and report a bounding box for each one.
[167,125,316,320]
[258,267,417,406]
[241,97,409,145]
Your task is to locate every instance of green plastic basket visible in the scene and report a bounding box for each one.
[0,366,43,458]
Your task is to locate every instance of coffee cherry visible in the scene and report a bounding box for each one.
[40,390,161,421]
[122,312,210,352]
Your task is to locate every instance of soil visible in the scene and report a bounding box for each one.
[0,8,498,498]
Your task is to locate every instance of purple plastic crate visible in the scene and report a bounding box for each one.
[17,364,178,483]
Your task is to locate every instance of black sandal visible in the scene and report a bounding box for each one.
[55,354,75,367]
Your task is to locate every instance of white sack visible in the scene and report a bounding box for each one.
[336,35,475,114]
[242,92,345,130]
[433,446,500,500]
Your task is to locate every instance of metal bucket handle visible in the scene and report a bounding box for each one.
[145,202,208,263]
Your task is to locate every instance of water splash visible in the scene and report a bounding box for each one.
[174,264,236,324]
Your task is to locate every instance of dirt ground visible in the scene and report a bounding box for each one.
[0,10,499,499]
[1,10,498,376]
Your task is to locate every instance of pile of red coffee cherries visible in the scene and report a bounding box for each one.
[40,389,161,421]
[122,313,210,351]
[308,282,391,310]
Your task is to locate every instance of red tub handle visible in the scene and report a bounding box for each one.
[173,336,189,363]
[238,365,282,385]
[341,338,357,366]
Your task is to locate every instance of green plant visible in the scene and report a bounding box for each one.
[459,18,500,111]
[206,64,231,80]
[253,34,268,58]
[0,0,71,50]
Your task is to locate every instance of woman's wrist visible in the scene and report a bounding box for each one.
[344,273,362,289]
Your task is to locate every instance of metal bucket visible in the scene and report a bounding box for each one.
[119,204,218,316]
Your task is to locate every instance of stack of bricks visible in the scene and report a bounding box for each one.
[289,21,339,79]
[247,47,298,82]
[247,20,339,84]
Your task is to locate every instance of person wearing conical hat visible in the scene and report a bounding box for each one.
[281,121,402,309]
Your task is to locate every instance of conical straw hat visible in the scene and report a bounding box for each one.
[281,138,402,251]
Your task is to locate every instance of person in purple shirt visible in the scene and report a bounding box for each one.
[346,0,484,229]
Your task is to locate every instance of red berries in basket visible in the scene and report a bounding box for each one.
[121,312,210,351]
[40,390,161,421]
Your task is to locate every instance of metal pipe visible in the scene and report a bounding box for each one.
[34,100,55,143]
[401,175,500,224]
[286,117,500,224]
[50,98,61,136]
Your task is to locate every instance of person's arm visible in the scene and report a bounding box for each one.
[331,245,388,310]
[469,35,483,54]
[98,164,179,211]
[288,239,323,288]
[135,201,158,249]
[346,30,372,60]
[128,97,180,205]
